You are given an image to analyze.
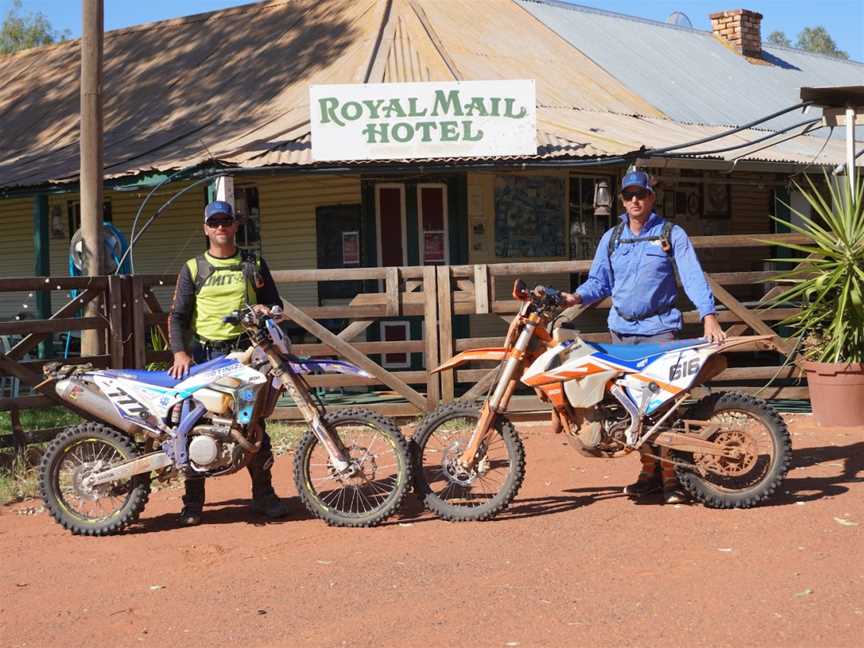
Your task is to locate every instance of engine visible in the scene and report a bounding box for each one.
[570,403,631,456]
[185,423,237,471]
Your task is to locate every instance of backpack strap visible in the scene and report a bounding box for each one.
[659,220,674,254]
[192,254,215,295]
[606,222,626,265]
[240,251,265,291]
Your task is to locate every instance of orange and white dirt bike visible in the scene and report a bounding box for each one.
[412,280,792,521]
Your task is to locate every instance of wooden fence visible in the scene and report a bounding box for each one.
[0,232,809,447]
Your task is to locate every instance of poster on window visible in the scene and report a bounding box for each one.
[342,231,360,265]
[494,175,565,257]
[423,231,446,264]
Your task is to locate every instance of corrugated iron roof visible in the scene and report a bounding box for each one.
[517,0,864,131]
[255,108,850,168]
[0,0,859,191]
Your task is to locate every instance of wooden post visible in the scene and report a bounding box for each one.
[80,0,105,357]
[108,276,125,368]
[10,406,25,453]
[473,264,489,314]
[32,194,52,358]
[385,266,400,316]
[423,266,440,409]
[436,265,455,401]
[131,276,146,368]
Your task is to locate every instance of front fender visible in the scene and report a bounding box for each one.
[432,348,507,373]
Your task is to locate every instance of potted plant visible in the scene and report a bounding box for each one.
[768,172,864,427]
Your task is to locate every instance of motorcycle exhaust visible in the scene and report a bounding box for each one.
[55,378,144,436]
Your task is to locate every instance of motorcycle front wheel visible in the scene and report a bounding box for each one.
[39,422,151,536]
[672,392,791,508]
[412,401,525,522]
[293,407,411,527]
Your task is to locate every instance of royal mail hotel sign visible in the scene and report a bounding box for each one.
[310,80,537,161]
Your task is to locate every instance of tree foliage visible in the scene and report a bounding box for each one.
[766,30,792,47]
[0,0,70,55]
[765,25,849,59]
[796,26,848,59]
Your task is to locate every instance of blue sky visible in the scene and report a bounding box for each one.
[3,0,863,62]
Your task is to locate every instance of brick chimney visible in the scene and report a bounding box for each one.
[709,9,763,58]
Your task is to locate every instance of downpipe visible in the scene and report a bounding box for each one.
[609,384,642,446]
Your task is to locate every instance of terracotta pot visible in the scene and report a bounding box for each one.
[800,360,864,427]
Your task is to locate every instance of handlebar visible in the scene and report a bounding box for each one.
[511,279,563,310]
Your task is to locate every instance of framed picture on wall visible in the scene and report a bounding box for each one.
[704,182,731,218]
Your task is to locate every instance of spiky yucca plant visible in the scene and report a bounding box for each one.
[766,172,864,364]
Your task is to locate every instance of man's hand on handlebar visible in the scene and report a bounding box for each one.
[559,291,583,307]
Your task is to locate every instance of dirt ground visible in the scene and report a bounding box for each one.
[1,413,862,648]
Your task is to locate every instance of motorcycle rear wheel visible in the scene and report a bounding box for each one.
[672,392,791,508]
[39,422,151,536]
[293,407,411,527]
[412,401,525,522]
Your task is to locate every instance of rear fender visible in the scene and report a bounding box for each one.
[290,358,372,379]
[432,348,507,373]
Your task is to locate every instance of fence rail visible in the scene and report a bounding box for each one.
[1,232,808,446]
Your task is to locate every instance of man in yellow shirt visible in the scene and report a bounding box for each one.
[168,200,288,526]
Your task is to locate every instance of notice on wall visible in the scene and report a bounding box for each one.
[341,231,360,265]
[310,80,537,161]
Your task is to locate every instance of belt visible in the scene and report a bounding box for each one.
[614,304,673,323]
[200,337,242,353]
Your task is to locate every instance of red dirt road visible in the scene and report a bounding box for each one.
[2,414,863,648]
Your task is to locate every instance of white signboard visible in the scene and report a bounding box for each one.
[310,80,537,162]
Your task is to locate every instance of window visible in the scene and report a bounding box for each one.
[234,186,261,255]
[568,175,614,260]
[67,200,112,239]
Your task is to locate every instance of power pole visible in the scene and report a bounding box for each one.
[80,0,104,356]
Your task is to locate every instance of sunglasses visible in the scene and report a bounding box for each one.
[206,217,236,228]
[621,188,650,202]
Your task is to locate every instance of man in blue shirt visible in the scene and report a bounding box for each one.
[562,170,725,503]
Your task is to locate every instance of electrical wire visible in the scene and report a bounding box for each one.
[117,174,215,274]
[643,101,813,155]
[655,118,822,158]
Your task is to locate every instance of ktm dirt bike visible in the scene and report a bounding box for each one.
[39,305,411,535]
[412,280,791,521]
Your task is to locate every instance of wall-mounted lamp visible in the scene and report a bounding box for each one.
[593,180,612,217]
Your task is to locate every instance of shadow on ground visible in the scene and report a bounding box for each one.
[766,441,864,506]
[128,496,313,534]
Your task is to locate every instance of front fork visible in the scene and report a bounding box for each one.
[265,348,352,473]
[457,321,536,467]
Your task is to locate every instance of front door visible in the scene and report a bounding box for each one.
[375,185,408,368]
[418,183,449,265]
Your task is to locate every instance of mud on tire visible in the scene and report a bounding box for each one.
[673,392,791,509]
[293,407,411,528]
[39,422,151,536]
[412,401,525,522]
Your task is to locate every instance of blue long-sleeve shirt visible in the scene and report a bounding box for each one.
[575,212,716,336]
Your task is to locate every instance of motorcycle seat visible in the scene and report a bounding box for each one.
[102,356,237,389]
[588,338,706,363]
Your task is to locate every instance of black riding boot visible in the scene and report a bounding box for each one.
[247,429,289,518]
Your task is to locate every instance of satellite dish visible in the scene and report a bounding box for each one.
[69,223,130,274]
[667,11,693,28]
